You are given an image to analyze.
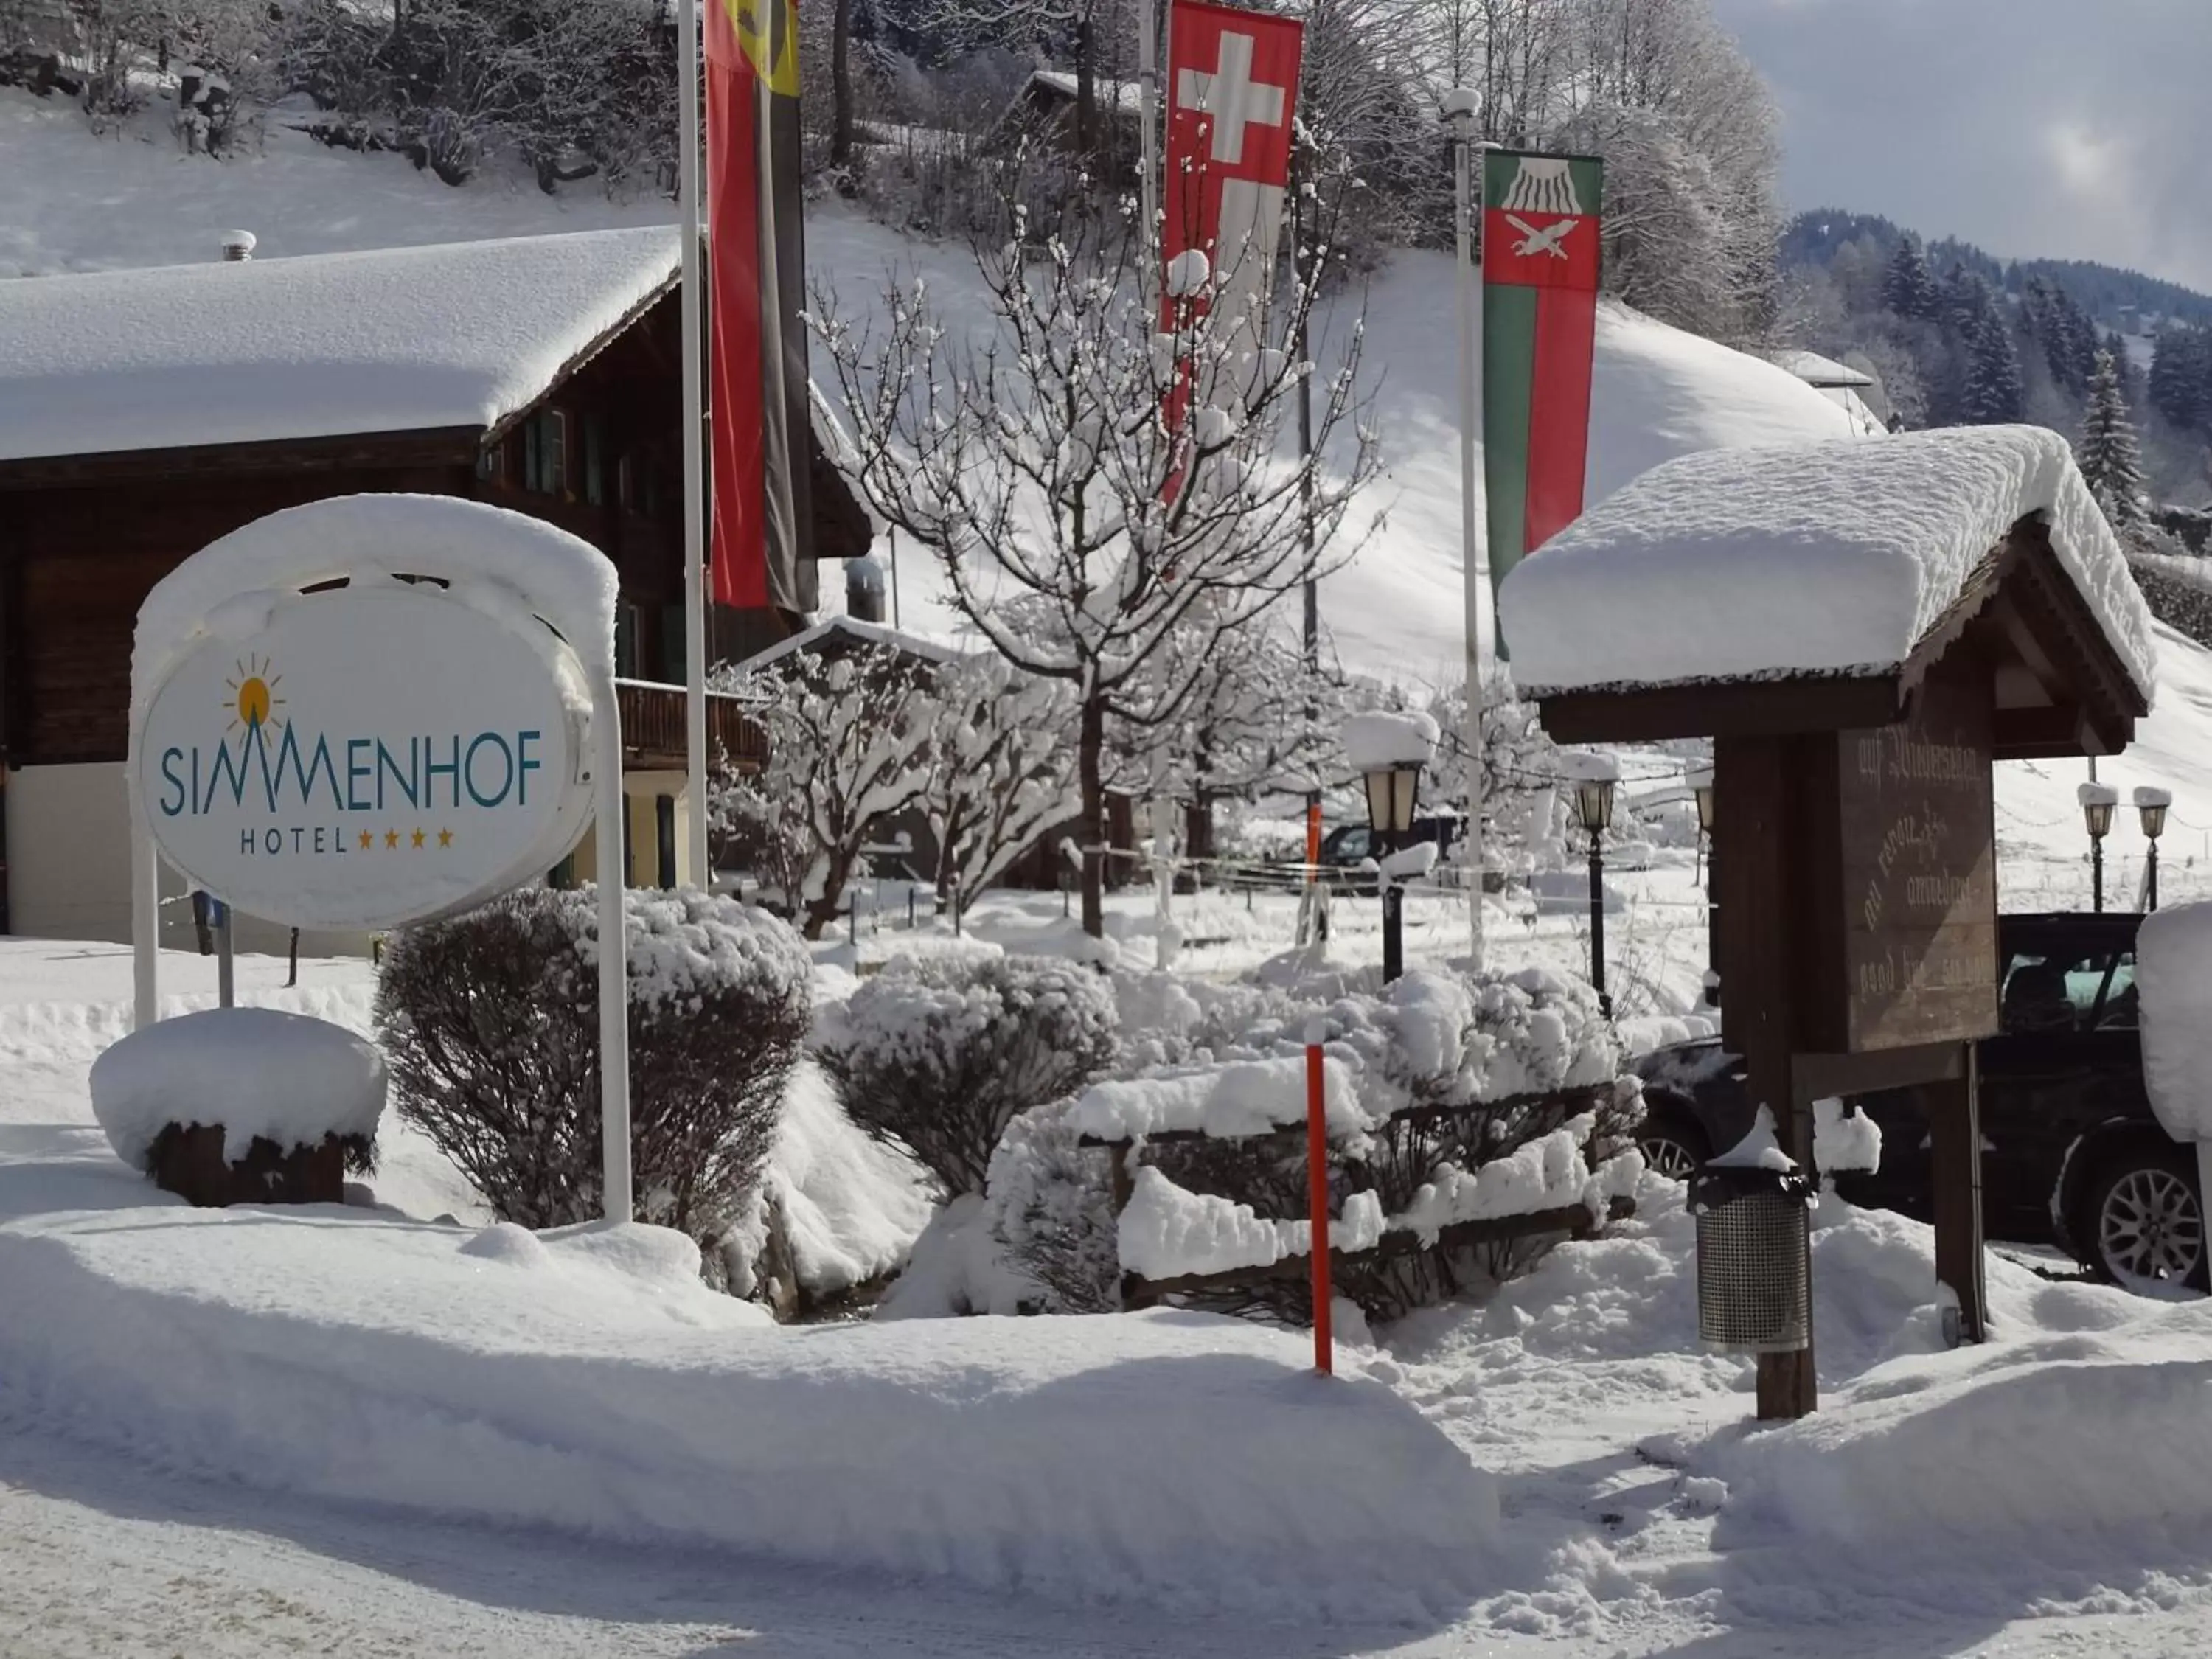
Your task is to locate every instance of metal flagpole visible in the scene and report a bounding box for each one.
[1445,87,1486,970]
[680,0,712,891]
[1138,0,1164,304]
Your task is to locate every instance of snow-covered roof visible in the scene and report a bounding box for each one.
[1026,71,1146,116]
[739,613,965,676]
[1499,425,2157,700]
[1773,349,1875,389]
[0,227,680,463]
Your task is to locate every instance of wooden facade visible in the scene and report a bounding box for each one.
[0,284,868,778]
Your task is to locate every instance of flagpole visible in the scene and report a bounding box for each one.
[680,0,712,891]
[1445,87,1486,971]
[1138,0,1164,305]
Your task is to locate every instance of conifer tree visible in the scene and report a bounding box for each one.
[1881,237,1939,320]
[1959,291,2025,425]
[2079,348,2151,540]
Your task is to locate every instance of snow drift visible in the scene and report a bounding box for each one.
[0,1197,1498,1621]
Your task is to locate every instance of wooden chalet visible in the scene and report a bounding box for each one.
[0,227,867,947]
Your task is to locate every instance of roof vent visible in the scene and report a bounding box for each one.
[219,229,257,262]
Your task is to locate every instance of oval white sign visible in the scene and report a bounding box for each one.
[139,584,589,931]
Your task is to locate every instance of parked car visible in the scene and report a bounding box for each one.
[1314,815,1463,891]
[1632,911,2205,1290]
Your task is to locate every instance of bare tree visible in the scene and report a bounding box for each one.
[813,164,1380,936]
[713,647,937,939]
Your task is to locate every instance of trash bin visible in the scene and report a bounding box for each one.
[1693,1162,1814,1354]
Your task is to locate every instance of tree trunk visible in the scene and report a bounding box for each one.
[1079,695,1106,938]
[830,0,855,170]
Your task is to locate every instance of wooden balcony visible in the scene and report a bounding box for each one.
[616,679,768,774]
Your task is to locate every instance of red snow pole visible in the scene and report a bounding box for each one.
[1305,1019,1332,1375]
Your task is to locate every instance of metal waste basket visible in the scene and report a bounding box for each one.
[1694,1163,1813,1353]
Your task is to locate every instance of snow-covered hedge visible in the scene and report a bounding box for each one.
[984,965,1644,1321]
[815,954,1119,1195]
[375,888,811,1267]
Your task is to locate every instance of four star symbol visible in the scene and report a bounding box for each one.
[358,830,373,850]
[384,830,400,849]
[437,828,453,848]
[411,828,426,849]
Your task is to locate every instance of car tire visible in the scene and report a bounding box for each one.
[2083,1145,2209,1293]
[1638,1107,1711,1183]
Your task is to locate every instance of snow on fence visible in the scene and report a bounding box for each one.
[1074,1048,1642,1308]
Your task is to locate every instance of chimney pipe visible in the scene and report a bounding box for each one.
[846,554,887,625]
[220,230,257,262]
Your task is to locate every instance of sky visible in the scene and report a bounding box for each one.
[1714,0,2212,295]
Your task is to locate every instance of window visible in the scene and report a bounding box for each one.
[475,442,503,482]
[584,415,605,507]
[2000,947,2119,1034]
[661,603,686,683]
[2097,952,2139,1030]
[523,409,569,496]
[614,604,640,679]
[618,453,636,510]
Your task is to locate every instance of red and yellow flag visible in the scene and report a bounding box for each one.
[705,0,814,614]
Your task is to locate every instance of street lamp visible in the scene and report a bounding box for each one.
[2137,786,2171,912]
[2081,781,2118,912]
[1689,763,1717,1010]
[1346,712,1439,984]
[1563,751,1620,1016]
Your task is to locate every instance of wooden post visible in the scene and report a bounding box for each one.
[1927,1040,1987,1345]
[1306,1026,1334,1375]
[1714,734,1818,1420]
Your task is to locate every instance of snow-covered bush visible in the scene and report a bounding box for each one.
[991,965,1644,1325]
[815,954,1119,1195]
[376,888,811,1270]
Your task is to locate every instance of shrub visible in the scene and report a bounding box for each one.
[375,887,811,1265]
[816,954,1119,1196]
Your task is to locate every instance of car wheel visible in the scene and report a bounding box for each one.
[2085,1147,2208,1292]
[1638,1111,1711,1182]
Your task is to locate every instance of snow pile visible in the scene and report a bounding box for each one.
[88,1006,386,1169]
[1116,1169,1392,1281]
[1071,1054,1366,1141]
[0,1197,1499,1621]
[2136,900,2212,1143]
[1499,425,2157,699]
[1342,709,1441,771]
[0,226,679,462]
[2079,779,2120,810]
[754,1061,934,1298]
[1394,1118,1638,1244]
[1707,1106,1796,1172]
[1812,1097,1882,1175]
[2136,784,2174,810]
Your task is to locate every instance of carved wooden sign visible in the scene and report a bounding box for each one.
[1832,672,1999,1051]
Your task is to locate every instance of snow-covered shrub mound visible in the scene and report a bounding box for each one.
[815,953,1118,1194]
[375,887,810,1266]
[979,1094,1121,1313]
[88,1006,385,1172]
[0,1197,1498,1622]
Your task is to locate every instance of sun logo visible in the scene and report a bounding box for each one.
[223,655,285,737]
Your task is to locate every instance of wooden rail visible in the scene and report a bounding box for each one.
[615,679,768,772]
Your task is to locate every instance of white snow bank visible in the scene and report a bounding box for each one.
[1342,709,1440,771]
[0,1200,1498,1621]
[760,1061,933,1297]
[0,226,678,462]
[2136,900,2212,1142]
[1070,1054,1366,1141]
[1499,425,2157,700]
[1118,1166,1284,1280]
[88,1006,385,1169]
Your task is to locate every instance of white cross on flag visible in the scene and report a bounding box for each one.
[1162,0,1302,364]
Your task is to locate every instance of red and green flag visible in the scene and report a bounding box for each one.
[1484,150,1603,598]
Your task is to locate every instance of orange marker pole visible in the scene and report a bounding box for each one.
[1304,799,1323,882]
[1306,1020,1333,1376]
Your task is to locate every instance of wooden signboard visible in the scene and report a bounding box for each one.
[1828,669,2000,1052]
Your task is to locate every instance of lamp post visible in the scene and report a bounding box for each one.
[1565,752,1620,1016]
[2137,786,2171,912]
[1362,757,1425,984]
[1690,763,1717,1010]
[2081,782,2117,913]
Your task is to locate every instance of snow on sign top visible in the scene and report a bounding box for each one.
[1498,425,2157,702]
[0,227,678,463]
[1342,710,1441,771]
